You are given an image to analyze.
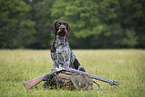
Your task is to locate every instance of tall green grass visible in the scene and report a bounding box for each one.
[0,49,144,97]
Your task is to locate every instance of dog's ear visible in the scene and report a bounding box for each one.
[50,21,58,34]
[66,22,71,37]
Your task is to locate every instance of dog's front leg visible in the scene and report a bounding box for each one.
[73,59,86,72]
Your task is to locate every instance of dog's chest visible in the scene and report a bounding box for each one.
[52,36,76,68]
[54,36,70,53]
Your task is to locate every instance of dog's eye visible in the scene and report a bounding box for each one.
[63,23,65,25]
[58,23,61,25]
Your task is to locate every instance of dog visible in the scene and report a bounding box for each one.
[50,20,85,72]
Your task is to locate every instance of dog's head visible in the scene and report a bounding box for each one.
[50,20,70,37]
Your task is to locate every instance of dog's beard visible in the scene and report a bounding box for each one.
[57,29,67,37]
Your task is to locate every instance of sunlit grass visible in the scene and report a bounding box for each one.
[0,49,144,97]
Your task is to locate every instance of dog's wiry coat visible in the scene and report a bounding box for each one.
[51,35,76,68]
[50,20,85,72]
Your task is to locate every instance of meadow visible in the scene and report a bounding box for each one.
[0,49,144,97]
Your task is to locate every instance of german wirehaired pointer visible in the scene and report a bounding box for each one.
[50,20,85,72]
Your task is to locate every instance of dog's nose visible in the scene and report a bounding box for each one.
[60,26,66,30]
[61,27,65,29]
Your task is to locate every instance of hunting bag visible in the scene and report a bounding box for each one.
[43,71,94,90]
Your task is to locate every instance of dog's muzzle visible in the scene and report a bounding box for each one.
[57,25,67,37]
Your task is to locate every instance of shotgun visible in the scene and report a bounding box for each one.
[23,67,119,89]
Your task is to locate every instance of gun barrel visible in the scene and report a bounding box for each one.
[87,73,119,85]
[65,68,119,86]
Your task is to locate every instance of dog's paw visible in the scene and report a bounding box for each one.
[78,66,86,72]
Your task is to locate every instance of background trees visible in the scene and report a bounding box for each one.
[0,0,144,49]
[0,0,35,48]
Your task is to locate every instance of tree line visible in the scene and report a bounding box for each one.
[0,0,144,49]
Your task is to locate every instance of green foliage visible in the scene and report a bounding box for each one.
[118,0,145,48]
[0,0,144,48]
[122,29,138,48]
[51,0,119,38]
[20,20,35,35]
[0,0,35,48]
[50,0,145,48]
[25,0,55,49]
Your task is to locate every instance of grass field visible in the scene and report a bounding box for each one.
[0,49,144,97]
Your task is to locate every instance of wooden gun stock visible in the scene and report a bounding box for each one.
[23,75,44,89]
[23,70,56,89]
